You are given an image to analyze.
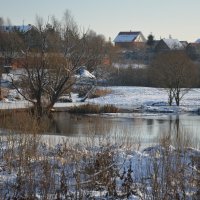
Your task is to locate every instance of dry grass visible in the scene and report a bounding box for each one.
[69,104,119,114]
[0,109,50,134]
[76,87,111,99]
[0,111,199,199]
[101,104,119,113]
[69,104,100,114]
[89,88,111,99]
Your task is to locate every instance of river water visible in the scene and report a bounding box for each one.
[0,111,199,148]
[49,112,200,148]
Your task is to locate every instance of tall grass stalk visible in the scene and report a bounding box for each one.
[0,111,199,199]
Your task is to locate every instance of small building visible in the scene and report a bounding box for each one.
[114,31,146,49]
[155,38,184,52]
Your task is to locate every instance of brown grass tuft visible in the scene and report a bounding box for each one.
[69,104,119,114]
[89,89,111,99]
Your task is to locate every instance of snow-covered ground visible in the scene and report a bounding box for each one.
[0,89,31,110]
[87,87,200,113]
[1,86,200,113]
[0,135,199,199]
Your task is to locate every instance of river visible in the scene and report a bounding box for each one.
[49,112,200,148]
[0,111,199,148]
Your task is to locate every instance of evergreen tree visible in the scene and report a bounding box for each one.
[147,34,154,47]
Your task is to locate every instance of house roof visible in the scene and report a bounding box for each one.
[114,32,141,43]
[162,38,183,49]
[195,38,200,43]
[0,25,33,33]
[187,42,200,47]
[180,41,188,48]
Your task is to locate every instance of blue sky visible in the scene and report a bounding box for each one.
[0,0,200,42]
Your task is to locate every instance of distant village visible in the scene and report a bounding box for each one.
[113,31,200,65]
[1,23,200,93]
[1,24,200,68]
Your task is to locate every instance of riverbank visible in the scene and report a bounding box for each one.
[1,87,200,114]
[86,87,200,114]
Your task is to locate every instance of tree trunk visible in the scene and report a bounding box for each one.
[168,89,174,106]
[174,90,180,106]
[175,98,180,106]
[34,98,43,118]
[46,102,55,114]
[36,104,43,118]
[0,78,1,99]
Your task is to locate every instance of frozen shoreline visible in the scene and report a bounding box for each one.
[1,87,200,114]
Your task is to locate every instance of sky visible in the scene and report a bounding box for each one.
[0,0,200,42]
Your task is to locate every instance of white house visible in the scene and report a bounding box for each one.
[114,31,146,48]
[155,38,184,52]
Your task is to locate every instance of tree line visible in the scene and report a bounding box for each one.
[110,50,200,106]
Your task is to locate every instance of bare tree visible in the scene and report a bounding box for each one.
[83,30,107,71]
[9,12,106,117]
[150,50,198,106]
[9,15,76,116]
[11,51,74,116]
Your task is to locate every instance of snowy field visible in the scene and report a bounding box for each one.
[88,87,200,113]
[1,87,200,113]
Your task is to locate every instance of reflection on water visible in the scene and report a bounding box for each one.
[0,112,200,148]
[49,113,200,148]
